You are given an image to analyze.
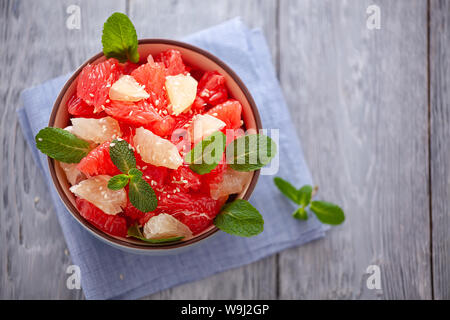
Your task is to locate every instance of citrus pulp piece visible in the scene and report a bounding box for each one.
[70,175,127,215]
[133,127,183,169]
[76,198,127,237]
[131,59,167,108]
[197,70,228,105]
[155,49,187,76]
[76,141,120,177]
[165,74,197,115]
[76,58,122,113]
[60,162,85,185]
[143,213,193,240]
[189,114,226,143]
[71,116,121,144]
[209,167,252,200]
[206,99,243,129]
[109,75,150,102]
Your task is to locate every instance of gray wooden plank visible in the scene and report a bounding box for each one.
[0,0,125,299]
[278,0,431,299]
[430,0,450,300]
[129,0,279,300]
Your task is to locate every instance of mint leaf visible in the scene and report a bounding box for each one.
[127,224,183,244]
[298,185,313,207]
[102,12,139,63]
[35,127,91,163]
[128,177,157,213]
[107,174,130,190]
[226,134,277,172]
[214,199,264,237]
[109,139,136,174]
[292,207,308,220]
[128,168,143,179]
[273,177,301,204]
[310,201,345,225]
[185,131,226,175]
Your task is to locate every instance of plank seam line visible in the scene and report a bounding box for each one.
[275,0,281,300]
[426,0,435,300]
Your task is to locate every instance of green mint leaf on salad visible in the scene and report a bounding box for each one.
[107,140,157,212]
[226,134,277,172]
[35,127,91,163]
[310,201,345,225]
[185,131,226,175]
[128,176,157,213]
[107,174,130,190]
[292,207,308,220]
[109,139,136,174]
[127,224,184,244]
[214,199,264,237]
[273,177,302,205]
[102,12,139,63]
[128,168,143,179]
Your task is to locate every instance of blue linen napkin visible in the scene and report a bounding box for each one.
[17,18,328,300]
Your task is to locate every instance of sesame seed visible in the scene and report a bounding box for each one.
[110,143,115,147]
[167,194,171,198]
[106,99,110,103]
[37,138,43,141]
[212,113,218,116]
[34,196,40,203]
[89,93,94,97]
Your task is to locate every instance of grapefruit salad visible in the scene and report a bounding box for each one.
[35,13,276,244]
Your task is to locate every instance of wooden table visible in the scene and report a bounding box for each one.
[1,0,448,299]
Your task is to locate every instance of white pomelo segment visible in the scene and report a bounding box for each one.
[70,175,127,215]
[190,114,226,143]
[109,75,150,102]
[60,162,85,185]
[134,127,183,169]
[165,74,197,115]
[71,116,121,144]
[210,168,252,200]
[143,213,193,240]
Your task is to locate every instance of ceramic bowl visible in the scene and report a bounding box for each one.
[48,39,262,255]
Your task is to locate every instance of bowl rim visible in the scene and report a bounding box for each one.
[48,38,262,252]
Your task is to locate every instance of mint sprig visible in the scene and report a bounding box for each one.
[109,139,136,173]
[185,133,278,175]
[108,139,157,213]
[128,175,157,213]
[226,134,277,172]
[102,12,139,63]
[274,177,345,225]
[107,174,130,190]
[35,127,91,163]
[310,201,345,225]
[213,199,264,237]
[185,131,226,174]
[127,224,184,244]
